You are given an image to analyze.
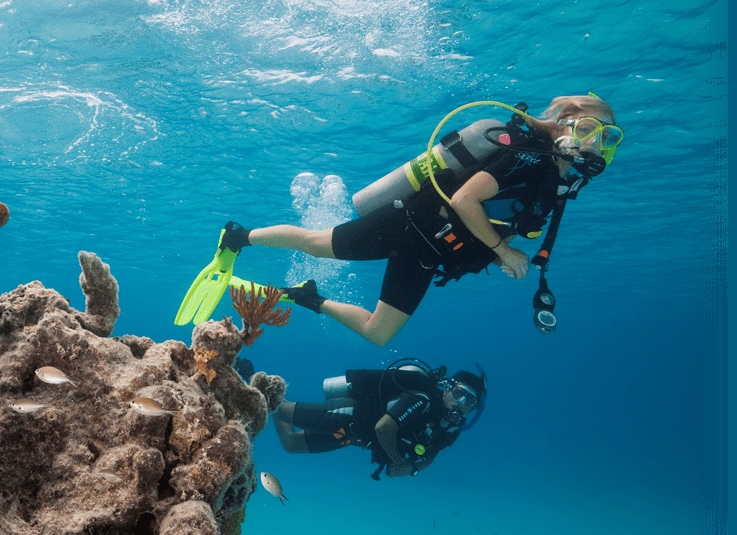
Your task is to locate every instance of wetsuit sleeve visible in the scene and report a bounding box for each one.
[385,392,431,428]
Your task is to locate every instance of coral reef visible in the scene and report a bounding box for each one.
[0,251,287,535]
[0,201,9,228]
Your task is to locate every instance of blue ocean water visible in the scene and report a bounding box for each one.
[0,0,728,534]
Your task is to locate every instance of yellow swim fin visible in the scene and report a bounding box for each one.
[174,229,240,325]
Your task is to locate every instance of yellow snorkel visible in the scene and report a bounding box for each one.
[587,92,621,165]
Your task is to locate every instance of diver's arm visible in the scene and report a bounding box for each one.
[374,414,405,465]
[375,414,415,477]
[450,170,529,280]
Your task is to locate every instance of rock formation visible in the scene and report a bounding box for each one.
[0,252,287,535]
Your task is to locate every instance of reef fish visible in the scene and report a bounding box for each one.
[8,398,51,413]
[35,366,78,387]
[96,468,122,481]
[129,397,180,416]
[260,472,288,505]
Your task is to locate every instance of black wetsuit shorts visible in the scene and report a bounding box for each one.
[331,204,435,315]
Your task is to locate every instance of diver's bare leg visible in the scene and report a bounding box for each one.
[321,300,410,346]
[250,227,410,345]
[273,401,310,453]
[249,227,335,258]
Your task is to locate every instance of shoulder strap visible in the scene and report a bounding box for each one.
[440,130,479,169]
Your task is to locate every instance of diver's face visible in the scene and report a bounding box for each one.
[555,114,621,179]
[443,383,477,415]
[567,116,621,156]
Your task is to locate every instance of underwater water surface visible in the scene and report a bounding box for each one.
[0,0,728,534]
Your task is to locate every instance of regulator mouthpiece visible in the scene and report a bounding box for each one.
[446,408,463,424]
[572,151,606,177]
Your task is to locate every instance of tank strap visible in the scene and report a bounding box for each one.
[440,130,479,169]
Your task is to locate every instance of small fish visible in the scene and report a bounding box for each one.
[260,472,288,505]
[8,398,51,413]
[129,397,180,416]
[35,366,77,387]
[96,468,122,481]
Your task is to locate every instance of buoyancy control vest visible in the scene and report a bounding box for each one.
[344,368,441,414]
[399,124,562,286]
[336,367,455,468]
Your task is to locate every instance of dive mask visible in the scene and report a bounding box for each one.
[565,116,624,165]
[450,383,478,408]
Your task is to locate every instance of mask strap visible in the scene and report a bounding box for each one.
[461,362,488,431]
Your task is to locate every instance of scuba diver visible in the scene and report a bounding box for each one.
[175,94,623,344]
[272,360,487,479]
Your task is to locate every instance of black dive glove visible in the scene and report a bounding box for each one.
[283,280,326,314]
[220,221,252,253]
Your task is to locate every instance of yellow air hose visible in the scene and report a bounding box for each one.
[424,101,533,226]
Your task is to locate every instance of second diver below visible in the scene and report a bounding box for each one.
[273,361,487,479]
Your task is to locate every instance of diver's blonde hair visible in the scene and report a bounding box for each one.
[540,95,616,123]
[525,94,617,137]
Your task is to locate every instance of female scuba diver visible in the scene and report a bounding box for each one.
[176,94,623,345]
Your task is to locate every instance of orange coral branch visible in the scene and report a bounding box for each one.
[230,283,292,346]
[193,348,218,384]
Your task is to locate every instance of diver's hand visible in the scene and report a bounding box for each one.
[386,460,417,478]
[495,243,529,280]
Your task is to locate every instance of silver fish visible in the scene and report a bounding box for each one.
[8,398,51,413]
[260,472,288,505]
[35,366,77,387]
[129,397,180,416]
[96,468,122,481]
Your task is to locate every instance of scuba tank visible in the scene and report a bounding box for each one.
[323,375,351,399]
[323,362,441,402]
[352,119,508,216]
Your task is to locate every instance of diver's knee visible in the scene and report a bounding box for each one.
[364,330,394,346]
[363,319,401,346]
[274,400,295,422]
[280,438,303,454]
[303,229,334,257]
[278,433,309,454]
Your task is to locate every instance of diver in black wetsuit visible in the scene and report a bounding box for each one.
[273,361,487,479]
